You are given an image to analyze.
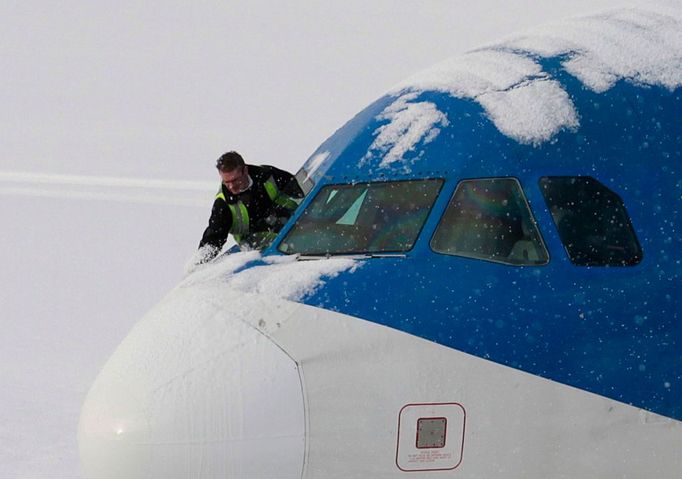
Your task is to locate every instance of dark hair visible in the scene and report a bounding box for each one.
[216,151,245,171]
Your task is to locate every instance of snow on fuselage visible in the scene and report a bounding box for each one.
[79,4,682,478]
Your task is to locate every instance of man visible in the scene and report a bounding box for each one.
[195,151,304,264]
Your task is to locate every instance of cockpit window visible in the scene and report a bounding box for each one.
[431,178,549,265]
[539,176,642,266]
[278,179,443,255]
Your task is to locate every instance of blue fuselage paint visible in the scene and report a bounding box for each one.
[263,59,682,420]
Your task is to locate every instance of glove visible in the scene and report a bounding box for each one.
[184,245,218,276]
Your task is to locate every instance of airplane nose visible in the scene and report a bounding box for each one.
[77,286,305,479]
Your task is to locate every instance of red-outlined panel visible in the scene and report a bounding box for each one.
[396,403,466,472]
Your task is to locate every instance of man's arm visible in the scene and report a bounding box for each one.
[198,198,233,261]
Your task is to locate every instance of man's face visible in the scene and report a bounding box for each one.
[219,166,249,194]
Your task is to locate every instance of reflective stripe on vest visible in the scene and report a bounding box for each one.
[227,201,250,236]
[215,188,249,238]
[214,175,297,248]
[264,177,299,211]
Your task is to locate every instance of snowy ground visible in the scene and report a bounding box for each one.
[1,1,640,477]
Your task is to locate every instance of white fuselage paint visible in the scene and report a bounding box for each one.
[79,285,682,478]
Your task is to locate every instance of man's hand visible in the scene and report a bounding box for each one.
[184,245,218,276]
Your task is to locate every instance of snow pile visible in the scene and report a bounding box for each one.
[384,3,681,146]
[363,93,449,168]
[180,251,359,302]
[390,50,579,146]
[227,254,359,300]
[503,4,682,93]
[399,49,545,95]
[480,79,578,144]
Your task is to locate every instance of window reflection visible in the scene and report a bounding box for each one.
[279,179,443,255]
[431,178,549,265]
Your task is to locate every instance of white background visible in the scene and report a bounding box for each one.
[0,1,637,477]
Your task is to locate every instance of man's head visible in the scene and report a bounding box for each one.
[216,151,250,194]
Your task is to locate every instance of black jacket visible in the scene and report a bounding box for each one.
[199,165,304,257]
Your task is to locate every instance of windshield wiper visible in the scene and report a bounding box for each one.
[296,253,407,260]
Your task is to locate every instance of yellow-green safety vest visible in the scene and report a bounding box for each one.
[215,176,299,248]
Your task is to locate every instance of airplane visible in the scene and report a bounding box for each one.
[78,3,682,478]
